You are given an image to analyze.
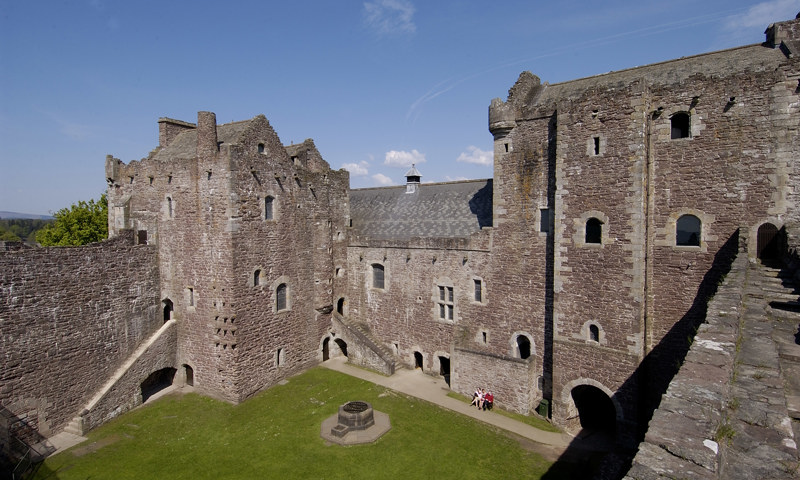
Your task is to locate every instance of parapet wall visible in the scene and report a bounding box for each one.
[0,231,161,436]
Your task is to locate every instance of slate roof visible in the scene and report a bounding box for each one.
[349,179,492,240]
[152,119,253,161]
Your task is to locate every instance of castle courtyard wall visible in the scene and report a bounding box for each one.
[0,231,160,436]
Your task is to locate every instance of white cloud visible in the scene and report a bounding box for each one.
[372,173,394,186]
[341,160,370,176]
[384,149,426,167]
[725,0,800,29]
[363,0,416,35]
[456,146,493,166]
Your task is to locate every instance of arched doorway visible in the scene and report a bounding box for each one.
[141,368,176,403]
[336,297,345,315]
[322,337,330,361]
[183,364,194,387]
[162,299,173,323]
[757,223,784,262]
[334,338,348,357]
[414,351,423,370]
[571,384,616,435]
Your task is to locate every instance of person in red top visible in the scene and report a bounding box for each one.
[483,391,494,410]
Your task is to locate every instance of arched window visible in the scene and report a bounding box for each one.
[676,215,701,246]
[671,112,690,139]
[265,196,274,220]
[516,335,531,359]
[257,143,265,153]
[167,196,173,218]
[276,283,287,311]
[589,324,600,342]
[586,218,603,244]
[253,269,261,286]
[372,263,384,289]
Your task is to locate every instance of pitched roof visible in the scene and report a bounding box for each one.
[349,179,492,240]
[152,119,254,161]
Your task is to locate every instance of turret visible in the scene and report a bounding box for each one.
[405,164,421,194]
[197,111,218,159]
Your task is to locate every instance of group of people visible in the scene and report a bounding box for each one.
[470,388,494,411]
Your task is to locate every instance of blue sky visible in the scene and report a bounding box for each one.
[1,0,799,215]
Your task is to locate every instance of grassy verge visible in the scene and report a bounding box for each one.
[446,392,561,433]
[34,368,554,480]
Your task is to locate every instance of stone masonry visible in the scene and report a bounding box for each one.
[1,13,800,478]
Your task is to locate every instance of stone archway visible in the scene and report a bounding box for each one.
[140,368,176,403]
[322,337,330,361]
[334,338,348,357]
[571,384,616,435]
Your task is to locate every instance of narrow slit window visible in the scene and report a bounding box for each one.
[474,279,482,302]
[265,196,274,220]
[372,264,384,289]
[593,137,600,155]
[540,208,551,233]
[276,283,287,311]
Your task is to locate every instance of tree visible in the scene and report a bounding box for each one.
[36,194,108,246]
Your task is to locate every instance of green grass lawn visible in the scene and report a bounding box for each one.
[34,368,554,479]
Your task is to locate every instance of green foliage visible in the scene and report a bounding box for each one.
[35,194,108,246]
[35,368,553,480]
[0,218,52,243]
[714,421,736,445]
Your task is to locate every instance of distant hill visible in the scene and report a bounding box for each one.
[0,211,54,220]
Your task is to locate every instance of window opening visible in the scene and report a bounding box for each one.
[276,283,287,311]
[188,287,194,306]
[257,143,265,153]
[137,230,148,245]
[589,324,599,342]
[516,335,531,359]
[540,208,551,233]
[167,197,173,218]
[586,218,603,244]
[372,264,384,289]
[473,279,482,302]
[676,215,701,246]
[265,196,274,220]
[254,269,261,286]
[671,112,690,139]
[593,137,600,155]
[437,285,454,321]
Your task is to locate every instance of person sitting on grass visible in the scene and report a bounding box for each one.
[483,391,494,410]
[470,387,482,407]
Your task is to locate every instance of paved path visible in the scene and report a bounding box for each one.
[321,356,572,455]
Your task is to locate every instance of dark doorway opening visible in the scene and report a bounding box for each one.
[516,335,531,359]
[757,223,785,262]
[336,297,345,315]
[137,230,148,245]
[438,356,450,386]
[162,299,173,323]
[414,351,423,370]
[571,385,616,435]
[183,364,194,387]
[322,337,330,361]
[334,338,348,357]
[141,368,176,403]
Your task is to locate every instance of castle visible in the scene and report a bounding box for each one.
[3,12,800,461]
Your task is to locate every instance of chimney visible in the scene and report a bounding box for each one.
[197,111,218,159]
[158,117,196,147]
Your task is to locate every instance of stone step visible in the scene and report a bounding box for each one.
[63,417,83,436]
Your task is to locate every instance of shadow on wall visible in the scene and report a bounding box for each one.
[0,405,54,480]
[541,229,741,479]
[468,181,493,229]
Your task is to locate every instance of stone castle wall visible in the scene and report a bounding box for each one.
[0,231,160,435]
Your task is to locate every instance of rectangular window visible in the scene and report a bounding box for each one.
[593,137,600,155]
[372,264,385,289]
[474,280,482,302]
[540,208,551,233]
[437,285,454,321]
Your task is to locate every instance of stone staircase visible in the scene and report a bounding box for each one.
[720,262,800,478]
[332,314,397,375]
[62,319,176,436]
